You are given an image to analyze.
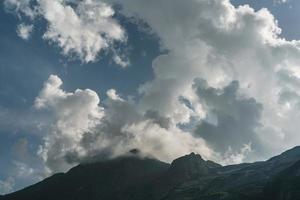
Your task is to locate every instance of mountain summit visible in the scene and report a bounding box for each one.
[2,147,300,200]
[167,153,221,181]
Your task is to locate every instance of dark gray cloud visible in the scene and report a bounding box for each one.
[144,110,171,129]
[193,79,263,154]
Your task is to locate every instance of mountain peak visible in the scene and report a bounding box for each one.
[173,152,203,161]
[167,153,220,181]
[171,152,221,168]
[170,153,204,169]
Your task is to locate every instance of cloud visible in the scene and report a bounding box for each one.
[193,79,263,156]
[113,54,130,68]
[273,0,291,5]
[3,0,36,18]
[40,0,126,63]
[68,85,213,164]
[33,75,215,173]
[4,0,128,66]
[112,0,300,160]
[11,138,41,177]
[16,23,33,40]
[0,177,15,195]
[144,110,171,129]
[120,120,213,163]
[34,75,104,173]
[0,138,45,193]
[221,143,252,165]
[12,138,32,162]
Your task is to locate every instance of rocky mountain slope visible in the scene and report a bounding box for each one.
[2,147,300,200]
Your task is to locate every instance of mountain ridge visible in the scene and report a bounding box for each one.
[2,147,300,200]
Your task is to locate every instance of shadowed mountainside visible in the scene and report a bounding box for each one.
[2,147,300,200]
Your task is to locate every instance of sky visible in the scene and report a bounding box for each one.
[1,0,300,194]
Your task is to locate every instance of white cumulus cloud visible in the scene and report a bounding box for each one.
[34,75,104,173]
[40,0,126,63]
[112,0,300,161]
[33,75,215,173]
[4,0,128,66]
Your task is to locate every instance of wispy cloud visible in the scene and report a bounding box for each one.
[0,177,15,195]
[16,23,33,40]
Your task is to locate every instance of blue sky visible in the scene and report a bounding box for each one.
[1,0,300,194]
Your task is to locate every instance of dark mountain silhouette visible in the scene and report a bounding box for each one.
[2,147,300,200]
[262,158,300,200]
